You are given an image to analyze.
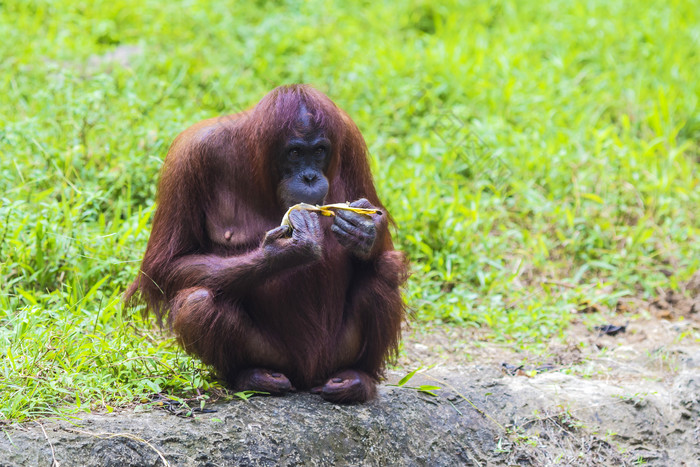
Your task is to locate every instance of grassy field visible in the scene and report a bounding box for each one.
[1,0,699,421]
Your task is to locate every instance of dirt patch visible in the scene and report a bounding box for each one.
[400,276,700,376]
[396,276,700,465]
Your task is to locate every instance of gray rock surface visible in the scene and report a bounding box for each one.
[1,365,698,466]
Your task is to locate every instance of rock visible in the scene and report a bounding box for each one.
[1,366,698,466]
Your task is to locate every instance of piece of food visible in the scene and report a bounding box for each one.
[281,202,382,230]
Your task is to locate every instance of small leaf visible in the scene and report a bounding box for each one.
[234,390,268,401]
[418,385,441,391]
[418,385,441,396]
[398,367,421,386]
[581,193,603,203]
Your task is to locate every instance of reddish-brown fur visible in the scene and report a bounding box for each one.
[126,85,407,399]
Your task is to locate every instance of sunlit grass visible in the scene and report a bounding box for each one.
[1,0,699,420]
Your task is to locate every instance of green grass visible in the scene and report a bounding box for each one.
[1,0,699,421]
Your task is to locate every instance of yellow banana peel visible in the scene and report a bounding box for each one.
[281,202,381,230]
